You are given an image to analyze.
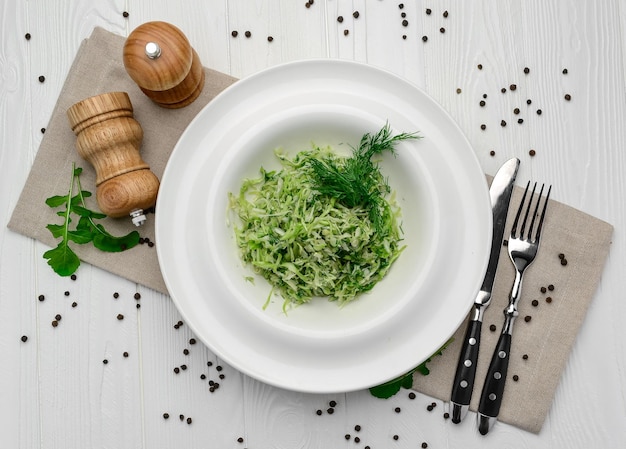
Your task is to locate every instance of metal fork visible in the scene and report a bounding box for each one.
[477,181,551,435]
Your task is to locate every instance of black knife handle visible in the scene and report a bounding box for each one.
[478,332,512,419]
[450,319,482,409]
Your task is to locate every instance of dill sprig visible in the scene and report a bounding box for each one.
[309,123,420,232]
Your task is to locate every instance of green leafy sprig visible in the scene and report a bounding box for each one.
[308,123,420,233]
[43,163,141,276]
[369,338,453,399]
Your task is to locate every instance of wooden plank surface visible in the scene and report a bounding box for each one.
[1,1,625,448]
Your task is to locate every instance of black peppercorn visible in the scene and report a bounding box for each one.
[21,335,28,342]
[231,30,238,37]
[38,75,45,83]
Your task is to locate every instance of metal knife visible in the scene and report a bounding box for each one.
[450,157,520,424]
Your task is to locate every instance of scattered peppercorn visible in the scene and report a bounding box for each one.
[422,443,429,449]
[489,324,497,332]
[41,128,46,134]
[489,150,496,156]
[422,36,428,42]
[501,87,507,93]
[393,435,399,440]
[113,292,119,299]
[189,338,196,345]
[443,10,449,18]
[527,99,532,105]
[353,11,360,18]
[237,437,244,443]
[122,11,129,18]
[117,314,124,320]
[532,299,539,307]
[21,335,28,342]
[181,364,187,371]
[345,434,351,440]
[541,286,547,293]
[523,354,529,360]
[52,320,58,327]
[25,33,31,40]
[479,100,486,107]
[38,294,45,302]
[327,408,334,414]
[329,400,337,407]
[402,19,408,26]
[134,292,141,300]
[548,284,554,291]
[183,349,189,355]
[64,291,70,296]
[354,437,361,443]
[399,3,404,9]
[316,409,322,415]
[529,149,536,156]
[179,414,184,421]
[426,8,432,15]
[394,407,401,413]
[456,88,462,94]
[562,68,568,74]
[439,27,445,33]
[267,36,273,42]
[174,367,180,374]
[55,314,62,321]
[103,359,108,364]
[514,108,520,114]
[355,425,361,431]
[187,417,192,424]
[513,375,519,382]
[70,274,77,281]
[38,75,45,83]
[443,412,450,419]
[546,296,553,303]
[123,352,129,357]
[480,124,486,130]
[510,84,517,91]
[524,315,532,322]
[501,120,507,127]
[408,392,416,399]
[564,94,571,101]
[561,258,568,266]
[483,93,488,98]
[244,31,251,38]
[536,109,542,115]
[337,16,343,23]
[524,67,530,74]
[518,118,524,124]
[163,413,169,419]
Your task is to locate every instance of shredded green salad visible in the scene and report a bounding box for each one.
[228,124,419,308]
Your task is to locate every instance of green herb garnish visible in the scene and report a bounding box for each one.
[308,123,420,233]
[43,163,140,276]
[369,338,453,399]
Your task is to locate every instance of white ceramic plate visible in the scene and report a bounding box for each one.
[156,59,491,393]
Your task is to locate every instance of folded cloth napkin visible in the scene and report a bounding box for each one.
[412,182,613,433]
[8,27,613,434]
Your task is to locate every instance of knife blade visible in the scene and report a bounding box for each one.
[450,157,520,424]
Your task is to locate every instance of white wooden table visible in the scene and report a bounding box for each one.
[2,1,625,448]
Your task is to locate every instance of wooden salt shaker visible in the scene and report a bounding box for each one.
[123,21,205,108]
[67,91,160,226]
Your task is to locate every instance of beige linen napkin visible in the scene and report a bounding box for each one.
[412,182,613,433]
[8,27,236,294]
[8,27,613,434]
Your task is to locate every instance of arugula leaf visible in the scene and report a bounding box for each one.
[369,338,454,399]
[43,242,81,277]
[43,163,141,276]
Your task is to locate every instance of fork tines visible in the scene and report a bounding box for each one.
[511,181,552,243]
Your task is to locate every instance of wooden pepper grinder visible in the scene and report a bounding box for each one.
[123,21,205,108]
[67,91,160,226]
